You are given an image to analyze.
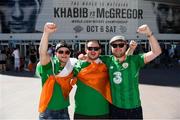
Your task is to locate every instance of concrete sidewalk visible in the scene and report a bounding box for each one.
[0,68,180,119]
[0,74,40,119]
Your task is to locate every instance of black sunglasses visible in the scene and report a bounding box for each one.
[57,50,70,55]
[87,47,100,51]
[111,43,126,48]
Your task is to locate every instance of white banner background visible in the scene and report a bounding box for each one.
[1,0,180,40]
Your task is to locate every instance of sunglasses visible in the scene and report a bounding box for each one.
[87,47,100,51]
[57,50,70,55]
[111,43,126,48]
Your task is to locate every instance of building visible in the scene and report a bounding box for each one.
[0,0,180,60]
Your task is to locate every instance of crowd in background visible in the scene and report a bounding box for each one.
[133,43,180,68]
[0,45,38,72]
[0,42,180,73]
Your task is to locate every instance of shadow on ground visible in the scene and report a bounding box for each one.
[140,66,180,87]
[0,70,35,78]
[1,66,180,87]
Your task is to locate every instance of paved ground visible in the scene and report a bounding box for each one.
[0,67,180,120]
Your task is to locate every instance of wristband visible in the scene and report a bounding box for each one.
[147,32,153,38]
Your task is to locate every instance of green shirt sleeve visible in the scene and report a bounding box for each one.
[36,61,52,84]
[35,62,41,77]
[73,60,82,76]
[36,61,51,75]
[99,55,112,65]
[132,53,145,68]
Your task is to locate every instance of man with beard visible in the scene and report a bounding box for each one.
[68,39,137,119]
[73,40,112,119]
[100,24,162,119]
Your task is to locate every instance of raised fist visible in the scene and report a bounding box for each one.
[137,24,152,36]
[44,22,57,34]
[129,40,137,50]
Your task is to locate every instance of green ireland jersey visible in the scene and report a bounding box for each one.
[36,56,69,110]
[100,54,145,109]
[73,60,109,116]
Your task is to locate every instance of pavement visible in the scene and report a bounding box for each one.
[0,67,180,120]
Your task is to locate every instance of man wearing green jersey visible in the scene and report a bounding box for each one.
[73,40,111,119]
[36,22,77,119]
[100,24,162,119]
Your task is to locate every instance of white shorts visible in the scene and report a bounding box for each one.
[14,58,20,68]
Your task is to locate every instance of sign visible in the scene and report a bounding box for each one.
[0,0,180,40]
[52,0,142,39]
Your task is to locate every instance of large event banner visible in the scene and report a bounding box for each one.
[50,0,180,40]
[0,0,180,40]
[52,0,141,39]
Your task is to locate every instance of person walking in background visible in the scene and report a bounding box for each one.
[0,50,7,72]
[100,24,162,119]
[28,48,37,72]
[12,47,20,72]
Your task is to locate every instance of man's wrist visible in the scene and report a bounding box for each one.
[146,32,153,38]
[43,32,51,37]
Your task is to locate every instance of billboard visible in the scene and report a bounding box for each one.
[0,0,180,40]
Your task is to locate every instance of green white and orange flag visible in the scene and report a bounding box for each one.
[38,72,76,112]
[77,62,112,103]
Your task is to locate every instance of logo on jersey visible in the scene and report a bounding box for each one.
[110,66,114,69]
[122,62,128,69]
[113,72,122,84]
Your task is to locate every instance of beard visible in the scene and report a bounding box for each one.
[113,52,125,58]
[87,54,99,61]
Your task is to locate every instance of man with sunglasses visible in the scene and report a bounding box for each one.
[36,22,77,119]
[100,24,162,119]
[72,40,112,119]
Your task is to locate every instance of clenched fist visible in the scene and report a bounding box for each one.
[129,40,137,50]
[137,24,152,37]
[44,22,57,34]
